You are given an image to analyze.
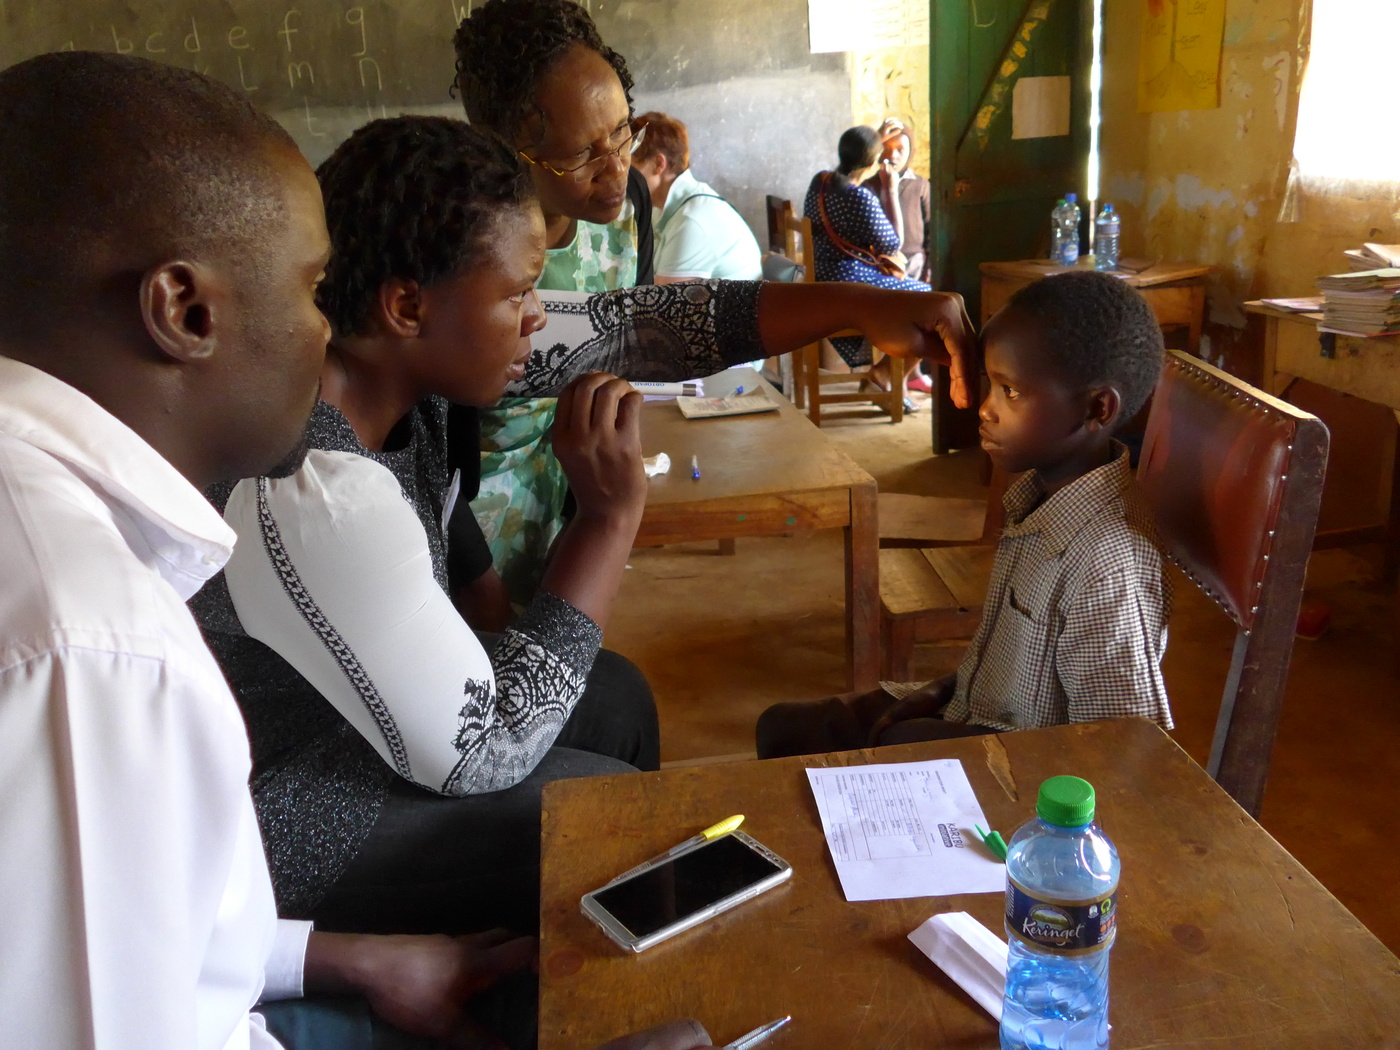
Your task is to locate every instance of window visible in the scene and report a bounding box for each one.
[1292,1,1400,181]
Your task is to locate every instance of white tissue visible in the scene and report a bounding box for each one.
[908,911,1009,1021]
[643,453,671,477]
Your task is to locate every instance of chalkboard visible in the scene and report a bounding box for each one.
[1,0,852,243]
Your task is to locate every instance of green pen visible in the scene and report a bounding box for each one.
[975,824,1008,861]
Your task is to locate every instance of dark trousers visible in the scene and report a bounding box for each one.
[310,647,659,937]
[256,974,535,1050]
[756,690,992,759]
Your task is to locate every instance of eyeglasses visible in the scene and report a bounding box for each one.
[519,120,648,180]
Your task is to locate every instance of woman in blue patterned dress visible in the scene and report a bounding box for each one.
[804,125,932,393]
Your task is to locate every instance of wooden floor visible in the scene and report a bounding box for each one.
[604,390,1400,956]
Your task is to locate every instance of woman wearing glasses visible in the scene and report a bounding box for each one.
[452,0,656,624]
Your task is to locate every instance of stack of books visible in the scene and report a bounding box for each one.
[1315,268,1400,336]
[1342,242,1400,271]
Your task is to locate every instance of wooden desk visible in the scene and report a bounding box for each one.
[539,719,1400,1049]
[638,369,879,691]
[980,259,1212,354]
[1246,301,1400,555]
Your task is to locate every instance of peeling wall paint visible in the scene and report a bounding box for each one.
[1101,0,1309,373]
[1102,0,1400,524]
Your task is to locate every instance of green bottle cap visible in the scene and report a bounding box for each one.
[1036,775,1096,827]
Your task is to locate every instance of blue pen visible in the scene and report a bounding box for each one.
[690,454,701,481]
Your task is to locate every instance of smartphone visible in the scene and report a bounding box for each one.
[581,830,792,953]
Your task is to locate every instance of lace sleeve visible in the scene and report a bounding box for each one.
[510,280,764,397]
[221,450,596,797]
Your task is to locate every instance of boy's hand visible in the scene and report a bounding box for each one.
[592,1018,713,1050]
[853,291,978,409]
[305,929,537,1050]
[867,674,957,746]
[552,372,646,525]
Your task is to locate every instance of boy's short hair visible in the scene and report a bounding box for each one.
[452,0,634,140]
[314,116,535,338]
[0,51,294,345]
[632,112,689,172]
[1005,270,1165,422]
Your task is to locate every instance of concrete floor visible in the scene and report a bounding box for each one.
[605,391,1400,956]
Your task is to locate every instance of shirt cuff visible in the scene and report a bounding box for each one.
[711,280,765,366]
[260,919,314,1002]
[516,590,604,679]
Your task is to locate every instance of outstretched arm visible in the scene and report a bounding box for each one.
[512,281,977,408]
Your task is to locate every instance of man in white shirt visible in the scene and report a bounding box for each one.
[0,51,710,1050]
[630,112,762,283]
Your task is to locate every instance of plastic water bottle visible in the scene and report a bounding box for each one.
[1048,198,1066,263]
[1095,204,1120,272]
[1058,193,1081,266]
[1000,776,1119,1050]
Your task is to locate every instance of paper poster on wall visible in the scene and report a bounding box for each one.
[809,0,928,53]
[1012,76,1071,139]
[1137,0,1227,112]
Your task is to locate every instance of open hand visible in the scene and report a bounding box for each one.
[552,372,646,525]
[854,291,978,409]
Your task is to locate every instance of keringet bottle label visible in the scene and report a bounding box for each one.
[1006,877,1117,955]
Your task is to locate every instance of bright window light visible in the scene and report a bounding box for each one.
[1292,1,1400,181]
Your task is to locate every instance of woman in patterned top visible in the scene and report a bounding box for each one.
[192,114,978,941]
[805,125,936,399]
[452,0,658,613]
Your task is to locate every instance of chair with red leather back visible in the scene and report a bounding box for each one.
[1137,349,1330,817]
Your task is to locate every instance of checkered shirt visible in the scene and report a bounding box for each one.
[940,442,1173,731]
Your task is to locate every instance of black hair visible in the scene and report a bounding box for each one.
[314,116,536,338]
[835,126,881,181]
[1003,271,1165,422]
[0,51,295,345]
[452,0,634,144]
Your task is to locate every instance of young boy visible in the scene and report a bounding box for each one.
[757,270,1172,756]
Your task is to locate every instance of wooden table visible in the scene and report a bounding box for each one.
[980,259,1212,353]
[638,368,879,691]
[1247,300,1400,556]
[539,719,1400,1049]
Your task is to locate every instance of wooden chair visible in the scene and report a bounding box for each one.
[770,199,906,426]
[877,466,1011,680]
[1138,350,1329,817]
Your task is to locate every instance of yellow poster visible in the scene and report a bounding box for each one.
[1137,0,1227,112]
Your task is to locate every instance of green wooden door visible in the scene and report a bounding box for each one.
[929,0,1092,318]
[924,0,1091,450]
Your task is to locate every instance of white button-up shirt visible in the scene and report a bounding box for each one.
[0,356,310,1050]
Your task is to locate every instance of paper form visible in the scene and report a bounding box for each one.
[1137,0,1227,113]
[805,760,1005,901]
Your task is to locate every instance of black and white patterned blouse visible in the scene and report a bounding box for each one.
[190,280,763,915]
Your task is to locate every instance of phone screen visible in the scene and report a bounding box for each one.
[591,836,785,938]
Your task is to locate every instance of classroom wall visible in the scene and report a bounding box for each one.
[1100,0,1398,531]
[0,0,854,253]
[1101,0,1399,375]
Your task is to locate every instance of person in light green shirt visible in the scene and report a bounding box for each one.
[454,0,654,610]
[632,111,763,284]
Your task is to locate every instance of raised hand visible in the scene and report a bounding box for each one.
[551,371,646,526]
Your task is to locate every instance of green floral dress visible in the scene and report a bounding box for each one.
[470,207,640,606]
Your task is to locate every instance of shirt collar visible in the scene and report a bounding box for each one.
[0,355,236,598]
[1001,441,1132,556]
[659,168,704,226]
